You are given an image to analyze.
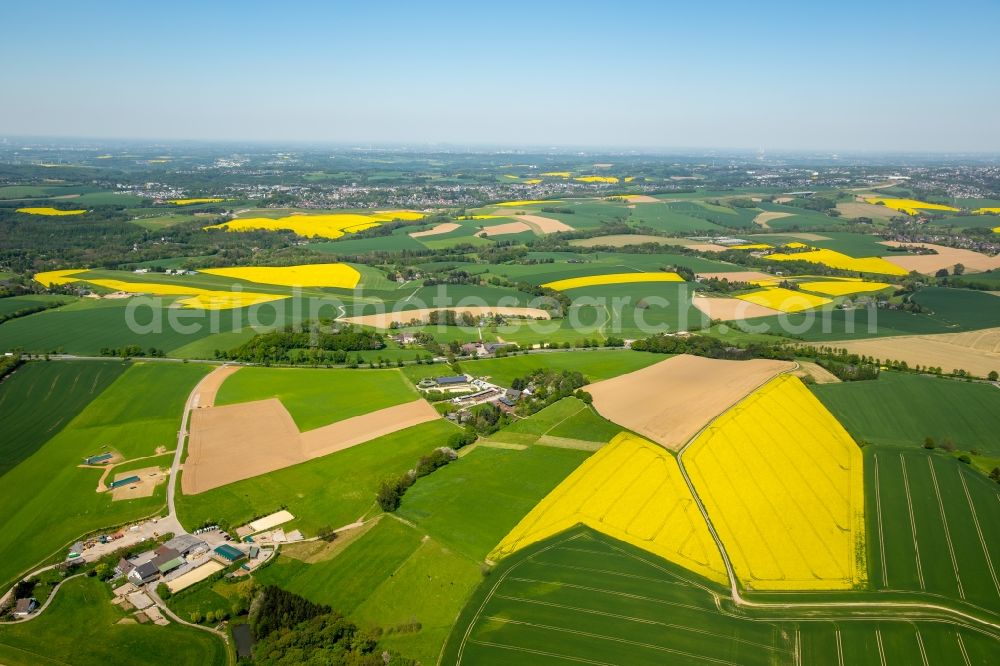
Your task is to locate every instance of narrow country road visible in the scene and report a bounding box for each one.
[166,364,236,531]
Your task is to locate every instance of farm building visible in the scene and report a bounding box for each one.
[213,544,246,564]
[127,561,159,586]
[116,557,135,576]
[435,375,469,387]
[83,453,113,465]
[156,556,185,576]
[108,475,140,489]
[162,534,208,557]
[13,598,38,617]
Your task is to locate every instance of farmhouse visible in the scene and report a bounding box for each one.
[13,598,39,617]
[127,561,159,586]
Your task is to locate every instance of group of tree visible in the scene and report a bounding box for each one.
[99,345,164,358]
[248,585,415,665]
[218,322,385,364]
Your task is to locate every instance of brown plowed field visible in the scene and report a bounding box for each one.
[587,354,795,451]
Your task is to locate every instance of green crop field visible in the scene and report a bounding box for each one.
[442,525,999,665]
[562,282,710,336]
[0,294,69,317]
[866,448,1000,614]
[257,515,482,665]
[396,444,590,561]
[214,366,419,430]
[813,372,1000,454]
[629,202,722,233]
[488,397,621,448]
[0,360,127,476]
[402,349,662,387]
[741,287,1000,341]
[0,362,209,592]
[0,295,310,356]
[176,419,459,534]
[0,576,226,665]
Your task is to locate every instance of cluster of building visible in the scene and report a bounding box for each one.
[115,532,260,588]
[421,373,529,420]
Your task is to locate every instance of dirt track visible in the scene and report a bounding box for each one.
[194,365,240,407]
[340,306,550,328]
[588,354,795,451]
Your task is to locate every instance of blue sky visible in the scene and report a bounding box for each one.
[2,0,999,151]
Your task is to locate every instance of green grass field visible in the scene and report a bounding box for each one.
[214,366,419,430]
[813,372,1000,454]
[0,294,70,317]
[396,444,590,562]
[176,419,459,534]
[741,287,1000,341]
[0,360,128,477]
[442,525,999,665]
[866,447,1000,614]
[0,576,226,665]
[0,362,209,590]
[402,349,662,387]
[0,295,316,356]
[488,397,621,448]
[256,515,482,664]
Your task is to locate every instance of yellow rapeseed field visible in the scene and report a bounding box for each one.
[685,375,866,591]
[490,432,728,584]
[624,176,635,183]
[574,175,619,184]
[735,287,831,313]
[198,263,361,289]
[495,200,562,207]
[864,197,959,216]
[34,273,284,310]
[972,207,1000,214]
[540,172,570,178]
[796,280,892,296]
[34,269,86,286]
[167,198,226,205]
[205,210,425,239]
[16,207,87,216]
[784,241,809,249]
[83,279,285,310]
[729,243,772,251]
[765,248,908,276]
[542,272,684,291]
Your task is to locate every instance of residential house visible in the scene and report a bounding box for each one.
[13,598,38,618]
[127,561,159,586]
